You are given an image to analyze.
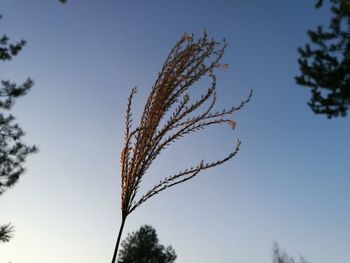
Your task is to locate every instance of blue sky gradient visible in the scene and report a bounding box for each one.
[1,1,349,263]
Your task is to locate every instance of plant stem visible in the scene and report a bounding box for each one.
[111,217,126,263]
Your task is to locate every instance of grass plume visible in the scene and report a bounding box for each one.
[111,32,251,263]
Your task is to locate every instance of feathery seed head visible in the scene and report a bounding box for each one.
[119,32,251,218]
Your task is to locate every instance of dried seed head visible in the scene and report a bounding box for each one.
[119,32,251,218]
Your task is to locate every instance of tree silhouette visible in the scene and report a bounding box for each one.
[117,225,176,263]
[0,224,13,243]
[0,0,66,245]
[111,32,251,262]
[0,15,37,243]
[296,0,350,118]
[0,16,37,196]
[272,243,308,263]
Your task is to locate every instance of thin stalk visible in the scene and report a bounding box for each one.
[111,217,126,263]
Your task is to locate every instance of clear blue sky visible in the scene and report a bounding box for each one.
[1,1,349,262]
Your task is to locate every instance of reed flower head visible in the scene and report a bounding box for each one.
[119,32,251,219]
